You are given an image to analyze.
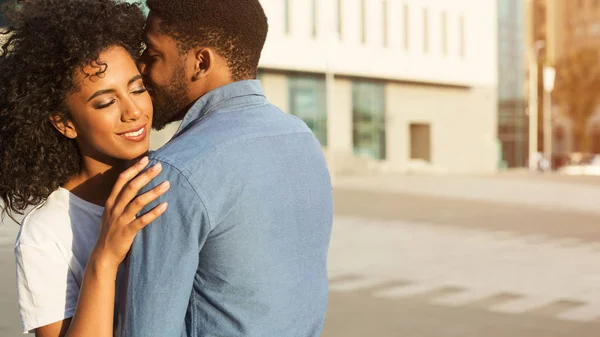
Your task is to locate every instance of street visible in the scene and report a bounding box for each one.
[1,173,600,336]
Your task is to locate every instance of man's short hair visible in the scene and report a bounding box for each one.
[146,0,268,81]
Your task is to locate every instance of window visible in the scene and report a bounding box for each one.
[284,0,291,35]
[459,14,465,58]
[382,0,388,47]
[312,0,318,38]
[410,123,431,162]
[403,3,410,50]
[361,0,367,44]
[423,8,429,53]
[441,11,447,55]
[337,0,343,39]
[352,81,386,160]
[289,75,328,146]
[0,0,11,26]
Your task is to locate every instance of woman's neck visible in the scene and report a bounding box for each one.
[62,157,129,207]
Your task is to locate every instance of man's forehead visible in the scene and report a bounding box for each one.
[144,13,169,47]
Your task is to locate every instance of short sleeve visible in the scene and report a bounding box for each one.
[15,243,80,333]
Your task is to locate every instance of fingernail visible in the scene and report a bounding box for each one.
[152,163,162,172]
[139,156,149,165]
[159,202,168,212]
[160,181,170,190]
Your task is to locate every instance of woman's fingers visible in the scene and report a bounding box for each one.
[106,156,149,209]
[126,202,168,234]
[112,162,163,216]
[121,180,170,222]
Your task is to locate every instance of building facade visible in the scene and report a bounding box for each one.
[498,0,527,168]
[254,0,498,174]
[1,0,499,174]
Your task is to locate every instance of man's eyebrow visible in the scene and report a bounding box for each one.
[144,37,156,49]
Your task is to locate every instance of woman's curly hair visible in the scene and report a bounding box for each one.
[0,0,146,216]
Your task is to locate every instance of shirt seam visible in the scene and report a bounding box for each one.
[176,93,265,137]
[156,129,314,171]
[146,159,214,231]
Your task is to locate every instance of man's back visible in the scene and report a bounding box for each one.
[118,81,333,337]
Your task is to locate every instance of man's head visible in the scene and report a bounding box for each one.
[141,0,268,130]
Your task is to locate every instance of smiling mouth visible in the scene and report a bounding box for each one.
[117,126,147,142]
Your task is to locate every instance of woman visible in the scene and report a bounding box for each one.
[0,1,167,336]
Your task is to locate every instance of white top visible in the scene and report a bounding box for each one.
[15,188,103,333]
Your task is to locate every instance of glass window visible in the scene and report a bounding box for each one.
[312,0,318,38]
[382,0,388,47]
[289,75,328,146]
[0,0,10,26]
[423,7,429,53]
[459,14,465,58]
[352,81,386,160]
[441,11,447,55]
[403,3,410,50]
[361,0,367,44]
[337,0,343,39]
[284,0,291,35]
[123,0,148,14]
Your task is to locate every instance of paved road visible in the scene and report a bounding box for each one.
[1,175,599,336]
[324,186,600,337]
[0,224,20,336]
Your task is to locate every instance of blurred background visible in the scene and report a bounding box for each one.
[2,0,600,336]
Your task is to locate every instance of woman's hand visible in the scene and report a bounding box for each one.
[92,156,169,269]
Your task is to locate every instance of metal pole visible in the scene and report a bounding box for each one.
[542,65,556,171]
[528,41,545,172]
[325,0,337,185]
[325,65,335,184]
[543,90,552,170]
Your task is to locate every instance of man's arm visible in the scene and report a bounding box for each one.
[117,161,211,337]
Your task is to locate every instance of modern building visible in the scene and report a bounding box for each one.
[1,0,500,174]
[249,0,499,174]
[498,0,527,168]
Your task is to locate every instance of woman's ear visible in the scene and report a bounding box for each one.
[49,115,78,139]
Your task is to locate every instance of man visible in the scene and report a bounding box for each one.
[117,1,333,336]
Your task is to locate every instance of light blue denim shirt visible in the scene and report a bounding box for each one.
[116,80,333,337]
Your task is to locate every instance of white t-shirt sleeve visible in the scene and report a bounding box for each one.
[15,242,79,333]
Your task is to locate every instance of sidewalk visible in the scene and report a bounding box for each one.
[333,172,600,215]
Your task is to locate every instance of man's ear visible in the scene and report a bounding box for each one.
[191,48,215,82]
[49,115,78,139]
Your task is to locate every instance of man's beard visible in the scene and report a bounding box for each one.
[150,64,189,131]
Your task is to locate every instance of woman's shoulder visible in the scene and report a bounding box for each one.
[17,189,72,247]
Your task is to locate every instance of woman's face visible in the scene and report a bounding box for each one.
[64,46,153,164]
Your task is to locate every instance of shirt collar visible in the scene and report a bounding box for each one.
[174,80,265,136]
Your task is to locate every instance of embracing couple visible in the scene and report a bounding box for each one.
[0,0,333,336]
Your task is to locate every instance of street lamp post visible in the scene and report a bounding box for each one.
[528,40,546,172]
[325,0,338,184]
[543,65,556,171]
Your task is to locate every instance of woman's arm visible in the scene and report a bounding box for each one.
[35,157,169,337]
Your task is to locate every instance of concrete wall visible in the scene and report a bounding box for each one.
[385,83,498,173]
[259,0,497,87]
[261,72,289,113]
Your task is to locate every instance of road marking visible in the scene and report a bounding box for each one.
[558,303,600,322]
[490,296,557,314]
[431,289,498,307]
[373,282,441,299]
